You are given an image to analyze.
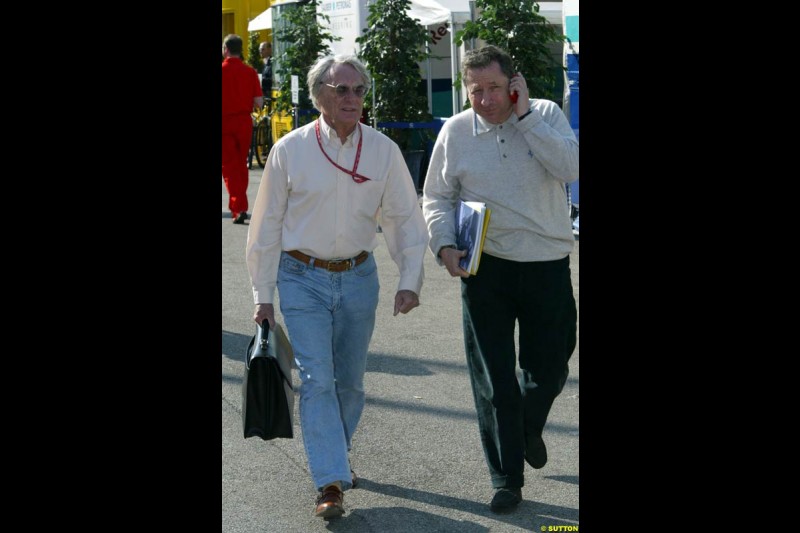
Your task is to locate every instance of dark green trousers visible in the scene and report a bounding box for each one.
[461,253,577,489]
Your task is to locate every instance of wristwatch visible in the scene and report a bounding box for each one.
[438,244,457,259]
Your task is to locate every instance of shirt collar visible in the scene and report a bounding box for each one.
[472,110,517,136]
[319,117,359,148]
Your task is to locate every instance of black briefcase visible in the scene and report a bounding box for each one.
[242,321,294,440]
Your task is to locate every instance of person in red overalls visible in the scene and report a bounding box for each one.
[222,34,263,224]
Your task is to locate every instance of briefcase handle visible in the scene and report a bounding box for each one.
[246,320,271,367]
[247,321,293,391]
[253,320,270,359]
[257,320,269,352]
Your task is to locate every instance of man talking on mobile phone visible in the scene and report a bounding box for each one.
[422,45,579,514]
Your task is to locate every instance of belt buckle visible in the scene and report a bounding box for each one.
[326,259,349,271]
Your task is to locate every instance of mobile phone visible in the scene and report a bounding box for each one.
[509,74,519,104]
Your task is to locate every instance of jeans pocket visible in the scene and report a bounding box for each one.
[280,255,307,275]
[352,255,376,277]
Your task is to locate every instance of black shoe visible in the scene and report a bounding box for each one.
[490,488,522,514]
[233,212,247,224]
[525,434,548,469]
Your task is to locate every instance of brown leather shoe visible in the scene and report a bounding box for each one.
[314,485,344,519]
[351,470,358,488]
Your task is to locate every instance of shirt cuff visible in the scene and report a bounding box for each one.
[516,108,541,129]
[252,286,275,305]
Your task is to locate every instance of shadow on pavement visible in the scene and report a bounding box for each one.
[354,478,578,530]
[325,506,489,532]
[223,330,251,362]
[367,352,470,376]
[544,475,579,485]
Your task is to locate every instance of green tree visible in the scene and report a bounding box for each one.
[356,0,432,149]
[247,31,265,74]
[273,0,340,120]
[456,0,564,101]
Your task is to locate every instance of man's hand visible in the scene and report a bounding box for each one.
[393,290,420,316]
[509,73,530,117]
[440,247,470,278]
[254,303,276,329]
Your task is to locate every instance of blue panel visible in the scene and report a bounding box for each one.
[569,87,579,129]
[567,54,579,82]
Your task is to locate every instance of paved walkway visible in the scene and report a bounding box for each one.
[222,167,579,532]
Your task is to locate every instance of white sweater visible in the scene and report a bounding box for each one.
[422,99,579,263]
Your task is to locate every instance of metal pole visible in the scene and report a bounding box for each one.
[426,43,433,116]
[450,13,459,116]
[468,1,477,49]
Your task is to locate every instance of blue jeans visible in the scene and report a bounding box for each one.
[277,251,379,491]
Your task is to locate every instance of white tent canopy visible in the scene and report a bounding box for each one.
[249,1,561,32]
[247,1,453,31]
[407,0,561,26]
[248,0,304,31]
[247,9,272,32]
[407,0,466,26]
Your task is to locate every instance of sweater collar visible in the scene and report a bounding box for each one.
[472,110,515,136]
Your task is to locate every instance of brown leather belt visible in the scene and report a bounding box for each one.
[286,250,369,272]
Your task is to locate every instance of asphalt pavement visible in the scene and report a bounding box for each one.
[222,165,580,532]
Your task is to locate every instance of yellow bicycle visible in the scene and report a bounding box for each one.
[248,101,273,169]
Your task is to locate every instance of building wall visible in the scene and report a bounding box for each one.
[319,0,365,57]
[221,0,273,62]
[427,5,566,117]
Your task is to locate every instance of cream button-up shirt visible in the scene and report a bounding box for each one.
[246,117,428,305]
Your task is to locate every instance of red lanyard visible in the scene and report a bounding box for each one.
[315,120,370,183]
